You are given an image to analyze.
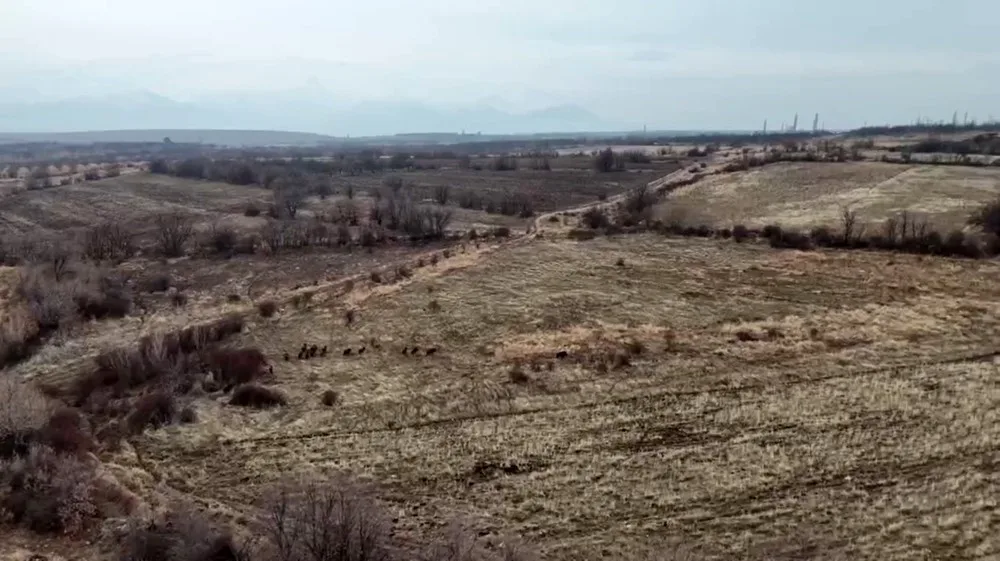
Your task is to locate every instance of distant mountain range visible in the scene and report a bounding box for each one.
[0,91,614,139]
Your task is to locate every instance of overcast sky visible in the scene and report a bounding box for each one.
[1,0,998,130]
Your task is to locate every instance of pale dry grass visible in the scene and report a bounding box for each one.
[665,161,1000,231]
[110,233,1000,561]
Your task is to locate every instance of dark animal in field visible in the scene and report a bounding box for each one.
[320,346,327,357]
[357,346,366,355]
[411,346,420,355]
[343,348,353,356]
[401,347,409,355]
[555,350,568,359]
[283,352,290,361]
[425,347,437,356]
[268,365,274,376]
[298,344,308,359]
[309,345,318,358]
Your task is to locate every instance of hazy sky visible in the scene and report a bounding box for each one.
[2,0,998,130]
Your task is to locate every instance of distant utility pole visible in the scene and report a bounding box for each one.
[953,112,958,127]
[964,112,969,126]
[812,113,819,133]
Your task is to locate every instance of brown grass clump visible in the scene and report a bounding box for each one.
[230,384,286,408]
[0,377,51,444]
[141,273,172,293]
[370,271,383,284]
[178,406,198,424]
[258,300,278,318]
[0,306,42,368]
[321,389,339,406]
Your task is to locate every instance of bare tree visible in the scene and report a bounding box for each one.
[83,222,135,263]
[426,207,453,238]
[274,185,307,219]
[840,206,859,244]
[261,475,392,561]
[155,213,194,257]
[433,184,451,206]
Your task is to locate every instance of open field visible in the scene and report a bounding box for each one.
[664,162,1000,231]
[4,151,1000,561]
[9,232,997,560]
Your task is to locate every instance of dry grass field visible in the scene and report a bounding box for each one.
[4,157,1000,560]
[664,162,1000,231]
[11,232,997,560]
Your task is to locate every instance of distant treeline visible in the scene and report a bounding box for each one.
[851,122,1000,137]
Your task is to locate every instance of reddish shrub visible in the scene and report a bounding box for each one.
[204,348,268,387]
[230,384,286,408]
[126,392,176,434]
[38,408,95,456]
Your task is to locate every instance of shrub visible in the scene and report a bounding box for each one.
[178,406,198,424]
[370,271,382,284]
[83,223,135,263]
[205,348,268,387]
[321,390,339,407]
[761,224,783,240]
[0,445,97,534]
[142,274,172,293]
[149,159,170,174]
[969,197,1000,235]
[227,294,241,303]
[38,408,95,456]
[126,392,176,434]
[0,308,43,369]
[154,213,194,258]
[207,224,238,255]
[769,230,813,251]
[580,207,610,229]
[230,384,286,408]
[119,507,252,561]
[261,475,391,561]
[593,148,625,172]
[257,301,278,318]
[732,224,751,242]
[718,227,732,239]
[170,292,188,308]
[0,378,50,452]
[615,257,626,267]
[508,364,529,384]
[244,204,261,217]
[810,226,835,247]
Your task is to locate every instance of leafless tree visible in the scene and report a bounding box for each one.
[83,222,135,263]
[155,213,194,257]
[840,206,859,244]
[260,475,392,561]
[433,184,451,205]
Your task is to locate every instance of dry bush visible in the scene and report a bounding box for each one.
[769,230,813,251]
[126,392,177,434]
[83,222,135,263]
[179,406,198,424]
[593,148,625,172]
[38,408,95,457]
[580,207,609,229]
[258,300,278,318]
[0,306,42,368]
[423,523,538,561]
[260,475,392,561]
[321,390,339,407]
[370,271,382,284]
[245,204,262,217]
[205,348,269,388]
[0,444,98,534]
[154,213,194,258]
[119,506,253,561]
[141,274,172,293]
[732,225,751,242]
[206,223,238,255]
[969,196,1000,235]
[0,378,50,456]
[230,384,286,408]
[170,292,188,308]
[508,364,529,385]
[567,228,598,241]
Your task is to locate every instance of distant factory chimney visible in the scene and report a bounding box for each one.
[763,119,768,135]
[812,113,819,133]
[792,114,799,132]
